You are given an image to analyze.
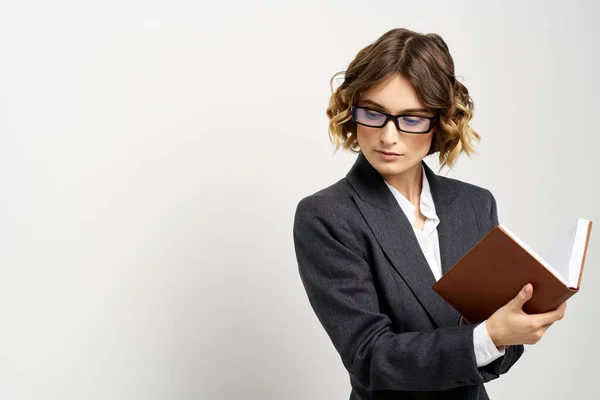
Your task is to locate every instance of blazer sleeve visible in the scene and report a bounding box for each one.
[293,195,510,392]
[478,189,525,376]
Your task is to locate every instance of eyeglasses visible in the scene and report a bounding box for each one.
[350,105,439,134]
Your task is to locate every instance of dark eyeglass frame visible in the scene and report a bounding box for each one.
[350,105,439,134]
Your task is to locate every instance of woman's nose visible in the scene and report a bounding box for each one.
[380,119,399,145]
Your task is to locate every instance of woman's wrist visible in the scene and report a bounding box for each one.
[485,319,502,347]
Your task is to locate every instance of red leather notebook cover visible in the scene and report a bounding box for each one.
[432,222,593,324]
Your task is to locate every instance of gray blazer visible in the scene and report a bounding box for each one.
[292,153,524,400]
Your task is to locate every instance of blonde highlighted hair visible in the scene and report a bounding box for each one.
[326,28,480,170]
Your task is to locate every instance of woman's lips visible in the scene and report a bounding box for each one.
[376,150,403,160]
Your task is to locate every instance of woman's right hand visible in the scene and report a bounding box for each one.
[485,283,567,347]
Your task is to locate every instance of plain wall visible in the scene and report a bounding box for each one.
[0,0,598,399]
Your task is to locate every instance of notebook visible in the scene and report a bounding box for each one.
[432,218,593,323]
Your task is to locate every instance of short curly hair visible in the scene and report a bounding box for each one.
[326,28,480,170]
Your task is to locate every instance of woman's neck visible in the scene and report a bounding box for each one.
[383,163,423,206]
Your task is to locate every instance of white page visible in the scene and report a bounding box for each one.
[568,218,591,287]
[540,219,579,287]
[508,217,591,288]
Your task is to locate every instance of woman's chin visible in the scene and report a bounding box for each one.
[366,155,419,178]
[372,161,407,177]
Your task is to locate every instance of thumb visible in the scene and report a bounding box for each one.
[512,283,533,309]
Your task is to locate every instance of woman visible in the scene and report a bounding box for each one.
[292,28,566,400]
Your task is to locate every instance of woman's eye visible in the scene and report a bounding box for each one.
[365,110,383,119]
[402,117,424,125]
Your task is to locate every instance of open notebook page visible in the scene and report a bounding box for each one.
[540,219,579,288]
[535,217,590,288]
[544,218,590,288]
[569,218,591,287]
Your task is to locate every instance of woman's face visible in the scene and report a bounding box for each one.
[356,74,436,182]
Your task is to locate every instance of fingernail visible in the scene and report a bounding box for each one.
[524,285,531,295]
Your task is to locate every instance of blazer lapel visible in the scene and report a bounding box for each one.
[346,152,461,328]
[422,160,466,277]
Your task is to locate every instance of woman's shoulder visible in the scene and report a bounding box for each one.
[294,178,357,222]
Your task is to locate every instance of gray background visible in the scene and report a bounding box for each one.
[0,0,598,399]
